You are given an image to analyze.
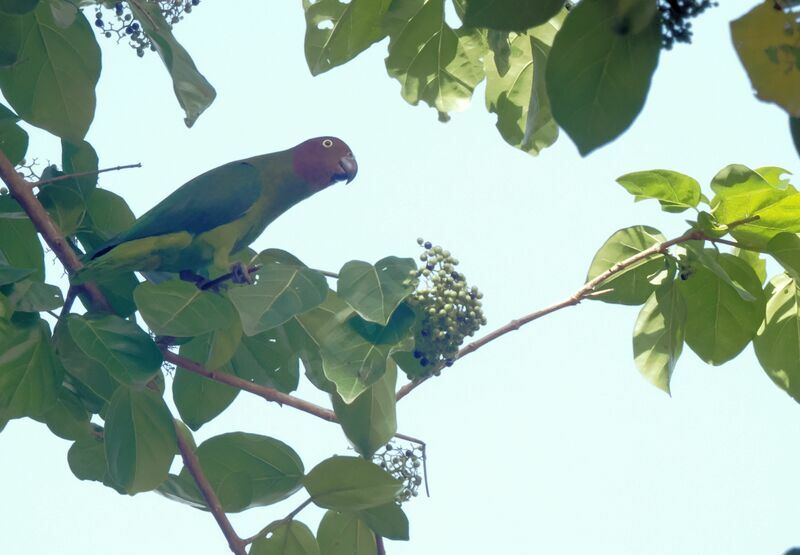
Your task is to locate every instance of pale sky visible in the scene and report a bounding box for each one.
[2,2,799,554]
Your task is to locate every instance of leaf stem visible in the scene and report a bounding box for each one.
[30,163,142,189]
[242,497,314,545]
[174,420,246,555]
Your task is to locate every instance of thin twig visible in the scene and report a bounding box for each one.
[394,433,430,497]
[162,349,338,422]
[242,498,315,545]
[0,150,110,311]
[395,215,761,401]
[31,163,142,189]
[60,286,78,319]
[314,268,339,279]
[174,421,246,555]
[376,535,386,555]
[708,236,760,251]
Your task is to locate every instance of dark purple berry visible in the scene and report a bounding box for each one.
[420,358,429,366]
[192,0,199,5]
[451,272,459,280]
[94,19,104,27]
[132,22,140,30]
[426,264,435,271]
[125,25,133,34]
[424,241,432,249]
[420,329,429,337]
[413,350,422,359]
[445,359,454,367]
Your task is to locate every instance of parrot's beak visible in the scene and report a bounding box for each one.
[335,155,358,184]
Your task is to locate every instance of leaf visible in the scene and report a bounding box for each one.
[174,329,242,430]
[358,502,410,540]
[585,225,667,305]
[710,164,800,249]
[0,102,28,165]
[683,241,756,302]
[337,256,416,325]
[250,521,320,555]
[230,328,300,393]
[385,0,486,115]
[0,10,22,67]
[0,196,44,281]
[54,320,119,402]
[78,188,136,247]
[632,281,686,393]
[616,169,701,212]
[463,0,564,31]
[305,456,403,511]
[134,280,238,337]
[731,2,800,117]
[732,247,767,285]
[317,511,376,555]
[0,0,38,14]
[0,252,35,286]
[128,0,216,127]
[546,0,660,155]
[754,273,800,402]
[0,318,58,421]
[178,432,304,513]
[38,386,92,441]
[303,0,392,75]
[5,279,63,312]
[228,265,328,336]
[62,139,99,197]
[156,472,206,509]
[47,0,77,27]
[68,437,125,493]
[678,250,765,365]
[0,3,100,142]
[38,179,86,236]
[104,387,177,494]
[768,232,800,282]
[332,361,397,458]
[65,314,162,385]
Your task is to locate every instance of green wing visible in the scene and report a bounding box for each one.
[91,161,262,258]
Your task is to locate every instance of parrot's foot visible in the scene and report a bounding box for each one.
[179,270,206,285]
[230,261,255,285]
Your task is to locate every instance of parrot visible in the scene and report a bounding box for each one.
[73,136,357,288]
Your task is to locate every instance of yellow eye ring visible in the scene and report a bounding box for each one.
[322,139,333,148]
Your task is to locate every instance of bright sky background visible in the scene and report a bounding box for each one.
[2,2,799,554]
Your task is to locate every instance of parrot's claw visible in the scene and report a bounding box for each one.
[230,261,254,285]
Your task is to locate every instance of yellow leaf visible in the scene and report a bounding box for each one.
[731,2,800,116]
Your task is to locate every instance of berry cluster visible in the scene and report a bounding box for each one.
[93,1,200,58]
[658,0,718,49]
[373,443,425,504]
[404,239,486,376]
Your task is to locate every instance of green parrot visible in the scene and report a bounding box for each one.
[73,136,357,287]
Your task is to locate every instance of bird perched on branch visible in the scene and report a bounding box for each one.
[73,136,357,288]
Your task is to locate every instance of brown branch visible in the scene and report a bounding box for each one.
[242,498,314,545]
[174,421,246,555]
[31,163,142,189]
[376,535,386,555]
[396,215,761,401]
[162,349,338,422]
[0,151,110,311]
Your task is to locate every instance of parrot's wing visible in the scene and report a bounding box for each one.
[91,161,262,258]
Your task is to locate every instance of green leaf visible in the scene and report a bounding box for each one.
[484,15,563,156]
[104,387,177,494]
[463,0,564,31]
[546,0,660,155]
[0,102,28,165]
[48,0,77,27]
[0,258,34,286]
[632,281,686,393]
[0,3,100,141]
[0,0,38,14]
[332,361,397,458]
[616,169,701,212]
[303,0,391,76]
[756,166,792,188]
[710,164,800,249]
[385,0,485,115]
[5,279,63,311]
[0,10,22,67]
[37,179,86,236]
[128,0,216,127]
[228,265,328,336]
[68,437,125,493]
[0,196,44,281]
[134,280,238,337]
[0,317,58,421]
[230,328,300,393]
[62,139,99,197]
[156,472,206,509]
[731,2,800,117]
[678,250,765,365]
[338,256,416,325]
[281,317,335,393]
[317,511,376,555]
[174,329,242,430]
[178,432,304,513]
[94,271,140,318]
[65,314,162,385]
[768,232,800,282]
[78,188,136,247]
[54,320,119,402]
[304,456,403,511]
[358,502,409,541]
[585,225,667,305]
[754,273,800,402]
[39,386,93,441]
[250,521,320,555]
[683,242,756,302]
[731,247,767,285]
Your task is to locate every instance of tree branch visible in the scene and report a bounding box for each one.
[242,497,314,545]
[396,216,761,401]
[0,150,109,310]
[31,163,142,189]
[174,421,246,555]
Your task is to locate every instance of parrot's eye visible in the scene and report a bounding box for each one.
[322,139,334,148]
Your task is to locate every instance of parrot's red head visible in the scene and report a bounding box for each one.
[292,136,358,191]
